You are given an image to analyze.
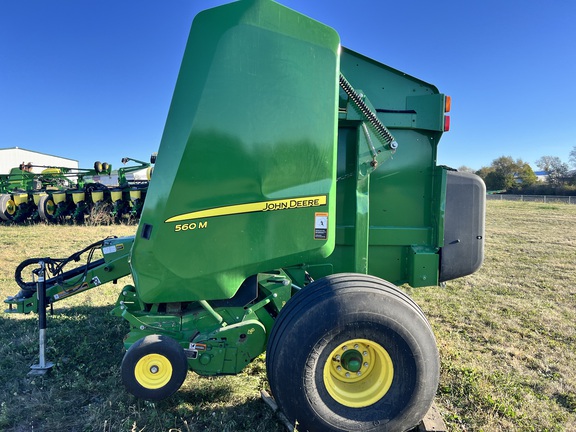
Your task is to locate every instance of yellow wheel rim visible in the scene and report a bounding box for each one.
[323,338,394,408]
[134,354,173,389]
[6,199,16,216]
[44,199,56,216]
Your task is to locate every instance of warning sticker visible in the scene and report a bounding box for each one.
[102,245,116,255]
[103,243,124,255]
[314,213,328,240]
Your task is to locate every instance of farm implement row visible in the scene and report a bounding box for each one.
[0,156,155,224]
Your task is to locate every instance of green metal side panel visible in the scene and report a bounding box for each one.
[132,0,340,303]
[314,48,448,287]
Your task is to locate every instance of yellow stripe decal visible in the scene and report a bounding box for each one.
[165,195,327,223]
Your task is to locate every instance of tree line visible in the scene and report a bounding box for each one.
[459,146,576,194]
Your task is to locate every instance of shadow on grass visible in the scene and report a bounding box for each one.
[0,305,284,432]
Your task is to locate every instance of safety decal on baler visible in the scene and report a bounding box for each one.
[102,243,124,255]
[314,213,328,240]
[165,195,327,223]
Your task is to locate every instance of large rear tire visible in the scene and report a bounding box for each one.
[266,273,439,432]
[121,335,188,401]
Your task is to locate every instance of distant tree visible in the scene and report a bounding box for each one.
[484,170,509,191]
[491,156,515,172]
[475,166,493,181]
[536,156,560,172]
[477,156,537,191]
[515,161,537,187]
[535,156,569,185]
[570,147,576,185]
[490,156,520,190]
[457,165,475,174]
[570,146,576,168]
[549,165,570,185]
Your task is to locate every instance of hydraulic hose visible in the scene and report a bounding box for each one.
[14,238,110,296]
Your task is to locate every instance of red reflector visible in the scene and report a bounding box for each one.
[444,115,450,131]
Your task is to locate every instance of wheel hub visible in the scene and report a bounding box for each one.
[323,338,394,408]
[45,200,56,216]
[134,353,173,389]
[6,199,16,215]
[340,349,363,373]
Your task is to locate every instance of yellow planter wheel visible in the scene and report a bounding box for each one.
[38,195,58,222]
[0,194,16,221]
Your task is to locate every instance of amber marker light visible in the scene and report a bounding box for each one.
[443,95,451,131]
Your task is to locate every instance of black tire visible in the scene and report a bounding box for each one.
[121,335,188,401]
[266,274,439,432]
[38,195,57,223]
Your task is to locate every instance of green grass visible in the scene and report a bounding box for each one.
[1,201,576,431]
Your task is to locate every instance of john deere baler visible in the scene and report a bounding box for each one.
[6,1,485,431]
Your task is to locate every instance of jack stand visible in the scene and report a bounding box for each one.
[29,260,54,376]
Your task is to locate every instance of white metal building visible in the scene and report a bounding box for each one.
[0,147,78,174]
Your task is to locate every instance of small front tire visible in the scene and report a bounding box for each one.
[121,335,188,401]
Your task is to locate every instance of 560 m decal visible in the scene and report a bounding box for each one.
[174,221,208,232]
[165,195,327,224]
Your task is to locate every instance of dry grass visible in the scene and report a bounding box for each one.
[410,201,576,431]
[1,201,576,431]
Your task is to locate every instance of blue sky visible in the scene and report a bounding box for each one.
[1,0,575,171]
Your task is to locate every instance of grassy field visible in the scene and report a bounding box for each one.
[0,200,575,431]
[410,201,576,431]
